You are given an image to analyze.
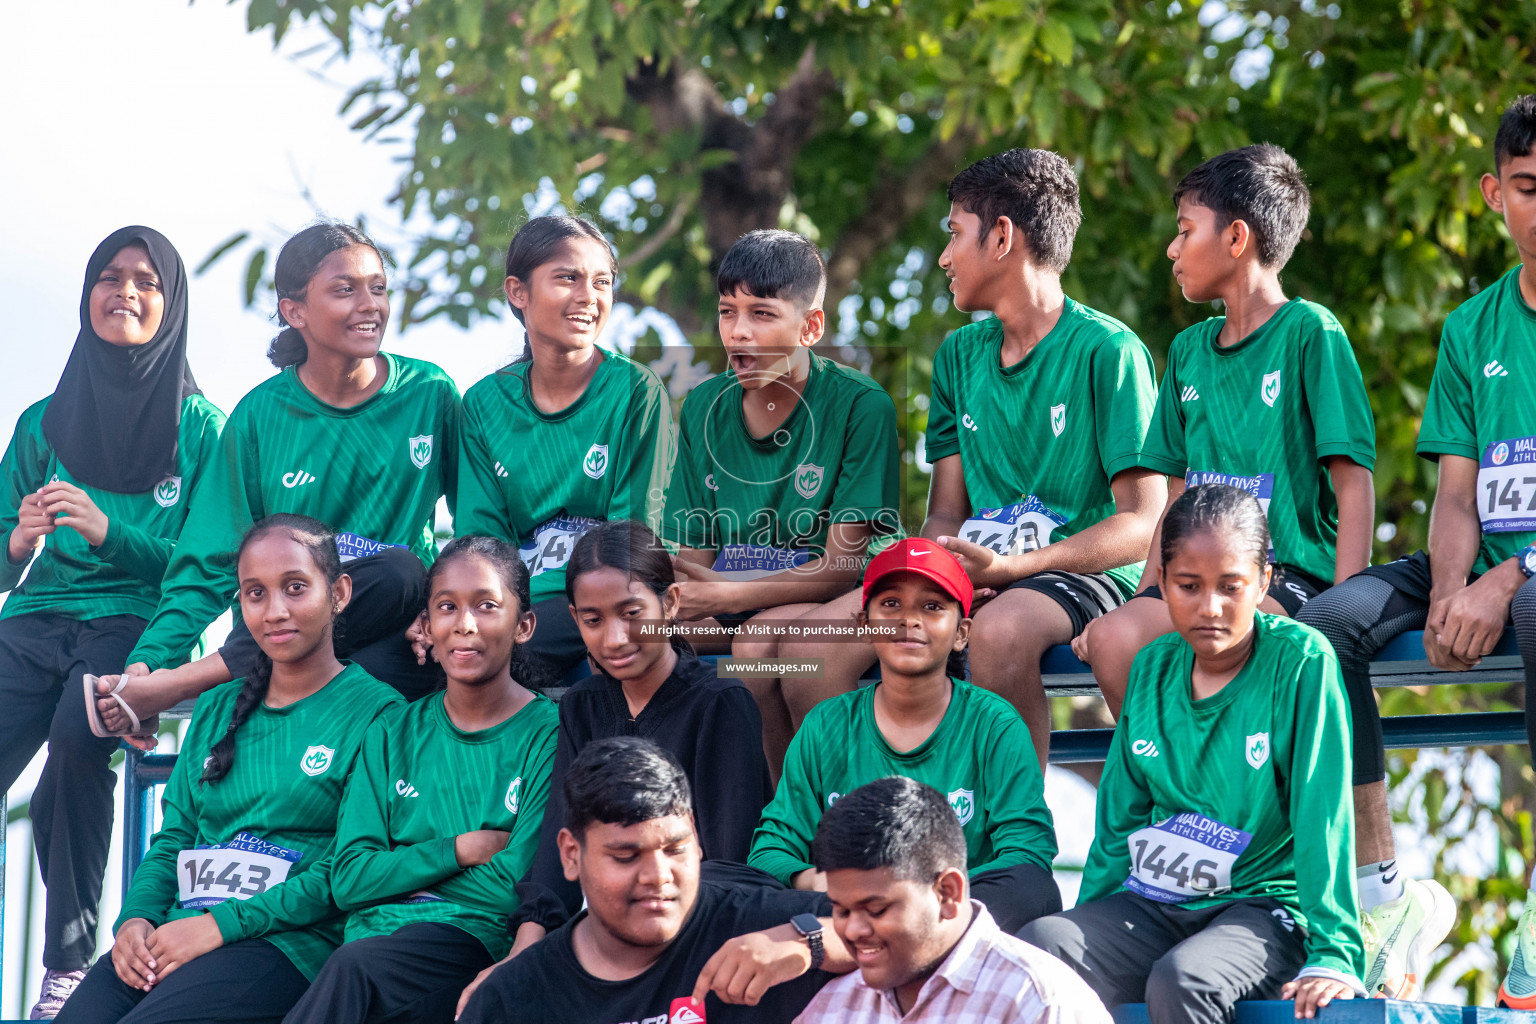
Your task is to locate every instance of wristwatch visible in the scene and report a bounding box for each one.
[1518,544,1536,579]
[790,913,825,971]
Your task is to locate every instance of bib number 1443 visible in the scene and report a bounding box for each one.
[176,833,300,909]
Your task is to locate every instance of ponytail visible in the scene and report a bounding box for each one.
[267,326,308,368]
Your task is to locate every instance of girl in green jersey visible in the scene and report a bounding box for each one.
[58,515,403,1024]
[1021,485,1365,1024]
[283,536,557,1024]
[442,216,673,679]
[1,226,224,1016]
[94,222,459,734]
[748,536,1061,933]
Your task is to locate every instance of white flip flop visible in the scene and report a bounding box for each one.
[83,673,159,739]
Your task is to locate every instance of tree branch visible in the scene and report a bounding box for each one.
[618,191,696,270]
[823,130,973,312]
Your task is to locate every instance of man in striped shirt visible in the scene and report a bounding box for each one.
[796,777,1109,1024]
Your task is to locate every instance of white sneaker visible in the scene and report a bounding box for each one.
[1360,878,1456,999]
[29,968,86,1019]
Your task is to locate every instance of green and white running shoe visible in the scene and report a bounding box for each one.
[1362,878,1455,999]
[1500,889,1536,1009]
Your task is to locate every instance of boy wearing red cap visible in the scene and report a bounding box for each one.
[748,539,1060,933]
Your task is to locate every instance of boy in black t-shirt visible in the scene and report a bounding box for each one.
[458,737,851,1023]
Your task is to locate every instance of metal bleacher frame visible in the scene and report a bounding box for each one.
[117,628,1529,887]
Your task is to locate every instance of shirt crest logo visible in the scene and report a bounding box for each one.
[583,443,609,480]
[948,788,976,826]
[794,463,825,499]
[154,476,182,508]
[1245,732,1270,770]
[301,745,336,777]
[1050,403,1066,437]
[409,434,434,469]
[505,776,523,815]
[1261,371,1282,408]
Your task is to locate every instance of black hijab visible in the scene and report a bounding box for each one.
[41,226,201,494]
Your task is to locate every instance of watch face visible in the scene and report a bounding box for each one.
[791,912,822,936]
[1525,548,1536,577]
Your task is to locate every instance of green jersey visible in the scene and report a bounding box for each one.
[1081,614,1363,981]
[1418,266,1536,573]
[332,692,559,958]
[925,301,1157,597]
[0,394,224,622]
[664,352,900,578]
[748,679,1056,884]
[117,663,403,980]
[456,349,674,603]
[128,355,461,670]
[1139,299,1376,582]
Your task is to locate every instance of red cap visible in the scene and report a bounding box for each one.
[862,538,974,616]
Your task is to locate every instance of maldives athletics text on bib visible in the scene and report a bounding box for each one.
[519,514,603,576]
[958,496,1066,556]
[1478,436,1536,533]
[710,543,812,581]
[1124,811,1252,904]
[335,531,408,562]
[177,831,302,908]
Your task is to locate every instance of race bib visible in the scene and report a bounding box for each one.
[1185,470,1277,562]
[1477,437,1536,533]
[1124,812,1252,904]
[519,515,603,576]
[335,531,407,562]
[958,496,1065,556]
[710,544,811,581]
[177,832,301,909]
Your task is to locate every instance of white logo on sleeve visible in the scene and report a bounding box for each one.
[1245,732,1270,770]
[494,461,509,479]
[1131,738,1160,757]
[409,434,434,469]
[282,470,316,489]
[505,776,523,815]
[961,413,979,432]
[583,443,609,479]
[1261,371,1282,408]
[1486,360,1510,378]
[794,463,825,499]
[1050,403,1066,437]
[301,745,336,777]
[395,779,419,798]
[948,788,976,825]
[705,473,719,492]
[1180,385,1200,402]
[154,476,182,508]
[827,792,842,807]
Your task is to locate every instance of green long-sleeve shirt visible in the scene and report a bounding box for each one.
[748,679,1057,883]
[1,394,225,622]
[1081,613,1364,981]
[455,349,674,603]
[128,355,460,670]
[331,692,559,958]
[116,663,403,980]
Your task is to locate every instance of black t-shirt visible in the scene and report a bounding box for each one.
[515,651,774,930]
[462,881,831,1024]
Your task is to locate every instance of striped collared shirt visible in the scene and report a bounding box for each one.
[794,902,1111,1024]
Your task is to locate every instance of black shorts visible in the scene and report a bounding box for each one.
[1003,570,1126,637]
[713,610,763,632]
[1139,563,1329,617]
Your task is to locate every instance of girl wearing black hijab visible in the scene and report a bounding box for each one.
[0,226,225,1017]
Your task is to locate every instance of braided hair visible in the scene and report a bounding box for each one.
[201,514,342,785]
